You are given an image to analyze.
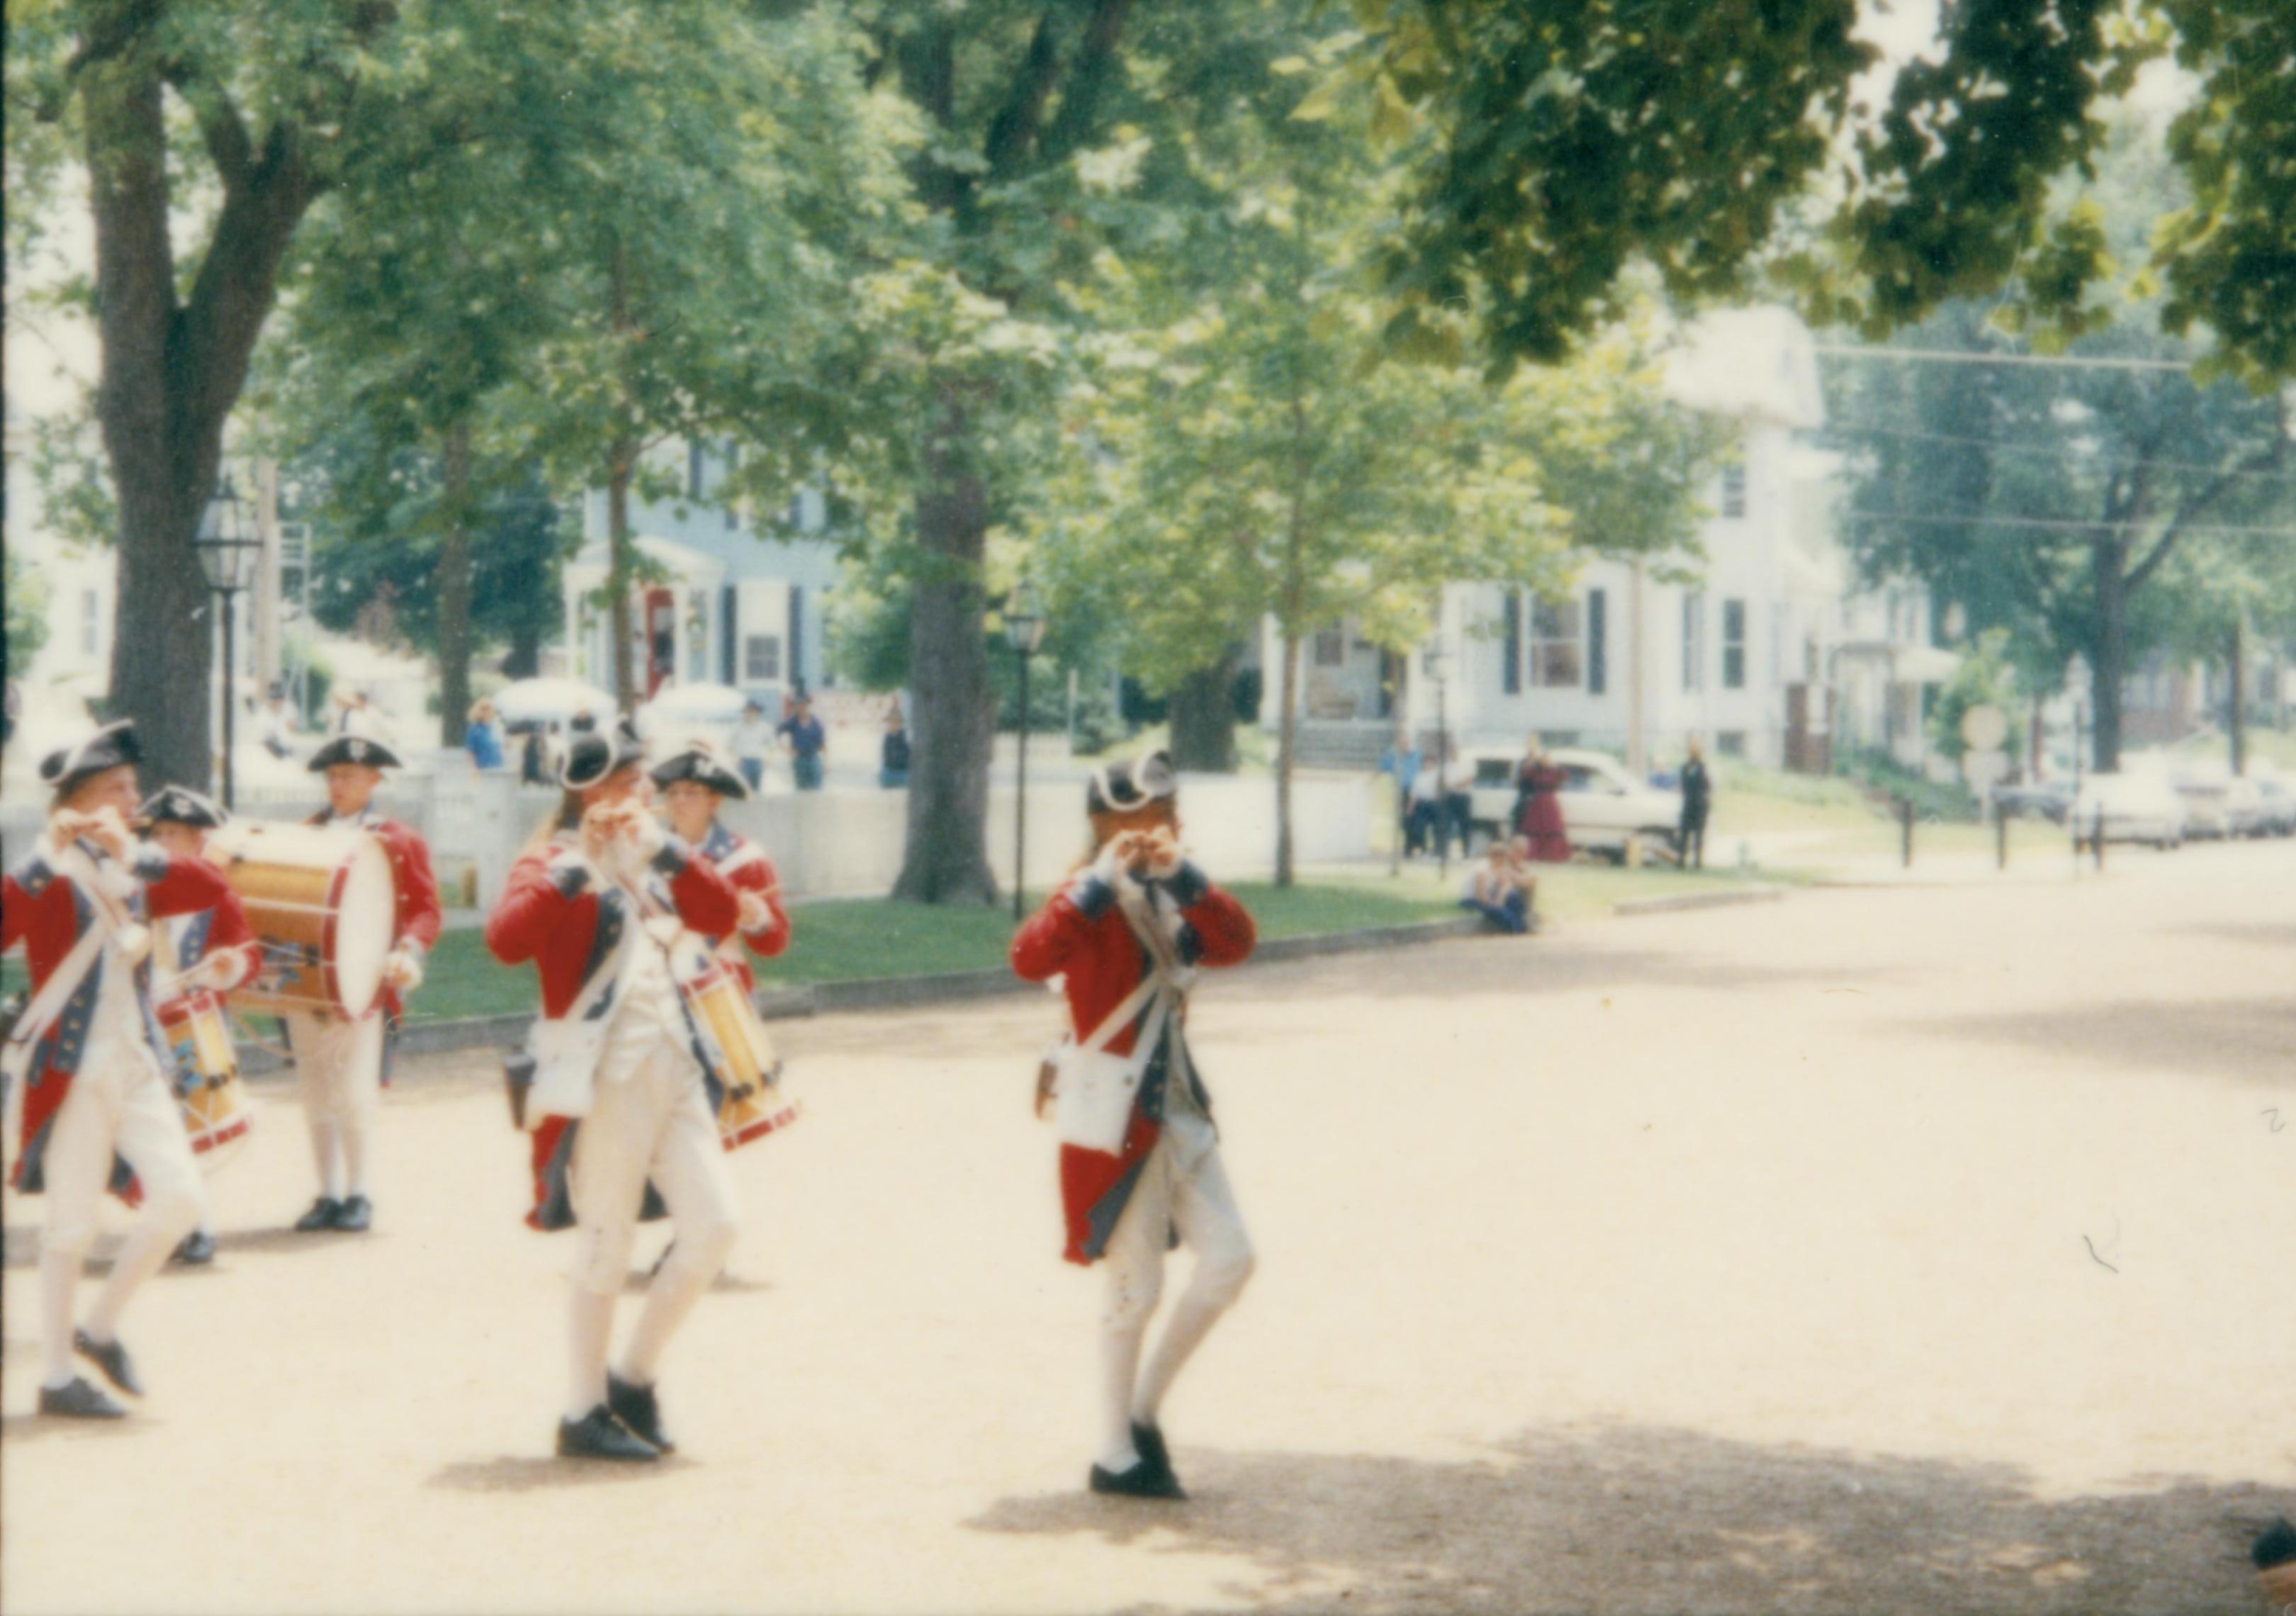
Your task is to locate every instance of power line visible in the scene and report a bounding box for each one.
[1814,342,2195,373]
[1819,423,2296,485]
[1845,510,2296,539]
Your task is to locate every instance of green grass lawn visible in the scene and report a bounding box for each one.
[1307,856,1755,924]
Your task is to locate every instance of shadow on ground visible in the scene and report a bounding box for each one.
[1896,997,2296,1087]
[427,1453,697,1493]
[967,1423,2290,1615]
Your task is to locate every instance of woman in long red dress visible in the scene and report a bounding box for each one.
[1514,744,1571,862]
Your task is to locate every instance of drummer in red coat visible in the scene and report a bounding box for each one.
[649,739,790,989]
[0,722,241,1418]
[1010,749,1258,1500]
[485,716,748,1463]
[286,734,441,1235]
[138,785,262,1266]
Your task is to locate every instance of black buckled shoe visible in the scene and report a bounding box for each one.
[171,1230,218,1266]
[74,1329,144,1398]
[38,1376,126,1420]
[607,1373,676,1454]
[294,1197,342,1233]
[556,1405,659,1462]
[1089,1457,1186,1500]
[1131,1420,1179,1490]
[331,1195,373,1233]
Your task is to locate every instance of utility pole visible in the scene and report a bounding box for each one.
[2229,615,2246,777]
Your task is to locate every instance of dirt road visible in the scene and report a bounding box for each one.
[6,843,2291,1613]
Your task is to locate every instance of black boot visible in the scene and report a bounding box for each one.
[294,1197,342,1233]
[74,1328,144,1397]
[1131,1420,1180,1491]
[557,1404,659,1461]
[607,1372,676,1454]
[1090,1457,1186,1500]
[38,1376,126,1420]
[171,1230,218,1266]
[331,1195,373,1233]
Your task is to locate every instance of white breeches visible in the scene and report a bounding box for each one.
[286,1011,384,1126]
[44,1035,205,1259]
[1101,1111,1255,1335]
[567,1039,740,1296]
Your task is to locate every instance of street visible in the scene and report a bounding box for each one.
[6,843,2292,1615]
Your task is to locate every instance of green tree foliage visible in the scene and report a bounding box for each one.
[1928,629,2026,765]
[4,550,51,680]
[1042,61,1719,882]
[1351,0,2292,383]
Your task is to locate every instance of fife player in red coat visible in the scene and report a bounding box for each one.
[286,734,442,1235]
[485,717,748,1462]
[1011,750,1257,1500]
[1,723,244,1418]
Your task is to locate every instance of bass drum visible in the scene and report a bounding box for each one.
[206,820,395,1019]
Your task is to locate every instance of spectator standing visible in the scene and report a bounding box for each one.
[1677,736,1712,870]
[1438,739,1475,860]
[258,682,296,759]
[780,695,827,792]
[464,700,505,770]
[732,700,773,793]
[1516,743,1570,863]
[1405,747,1442,857]
[880,703,911,789]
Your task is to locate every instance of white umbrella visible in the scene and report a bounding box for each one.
[493,677,617,731]
[637,682,747,746]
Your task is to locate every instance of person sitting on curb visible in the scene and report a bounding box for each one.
[1459,838,1535,934]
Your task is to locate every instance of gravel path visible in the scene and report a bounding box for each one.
[6,841,2291,1614]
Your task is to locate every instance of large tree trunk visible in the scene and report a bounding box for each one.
[607,243,638,710]
[1168,649,1240,773]
[82,40,317,790]
[893,378,1000,905]
[436,422,474,746]
[2090,536,2127,771]
[506,621,544,679]
[2229,614,2246,777]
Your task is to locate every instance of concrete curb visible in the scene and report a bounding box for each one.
[247,913,1495,1073]
[1611,884,1787,916]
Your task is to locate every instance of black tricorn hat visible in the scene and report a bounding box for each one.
[1086,749,1177,817]
[649,740,749,801]
[561,713,646,791]
[308,734,404,772]
[38,719,142,796]
[137,785,229,831]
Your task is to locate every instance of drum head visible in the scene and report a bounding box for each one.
[331,837,397,1017]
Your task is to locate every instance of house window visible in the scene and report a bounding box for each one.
[1721,462,1747,519]
[745,634,782,682]
[1722,598,1747,690]
[1682,591,1706,692]
[1500,592,1521,696]
[1717,730,1747,758]
[1527,595,1582,688]
[81,588,101,656]
[1314,627,1346,667]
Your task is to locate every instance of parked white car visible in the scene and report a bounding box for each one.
[1464,746,1684,860]
[2071,773,2186,849]
[2168,769,2234,838]
[2222,776,2271,838]
[2250,770,2296,836]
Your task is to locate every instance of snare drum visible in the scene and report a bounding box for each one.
[681,962,800,1152]
[159,991,254,1165]
[206,820,395,1019]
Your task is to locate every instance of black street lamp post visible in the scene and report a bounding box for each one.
[194,475,261,807]
[1005,586,1047,921]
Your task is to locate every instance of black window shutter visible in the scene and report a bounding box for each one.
[1587,589,1607,695]
[1502,590,1521,695]
[720,586,738,685]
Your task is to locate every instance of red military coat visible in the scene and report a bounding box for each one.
[306,807,443,1017]
[3,837,245,1195]
[1011,859,1254,1264]
[485,827,741,1228]
[692,820,789,992]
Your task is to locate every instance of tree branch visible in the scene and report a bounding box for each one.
[2125,441,2279,595]
[162,61,254,194]
[982,9,1062,177]
[1040,0,1133,163]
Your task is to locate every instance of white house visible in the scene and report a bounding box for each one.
[1254,307,1954,775]
[561,439,842,709]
